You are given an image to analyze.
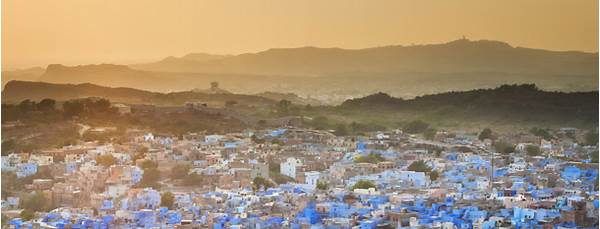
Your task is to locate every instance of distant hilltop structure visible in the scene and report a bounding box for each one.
[192,82,231,94]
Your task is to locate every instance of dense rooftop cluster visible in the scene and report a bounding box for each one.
[1,125,598,228]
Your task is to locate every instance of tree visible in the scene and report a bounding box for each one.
[429,170,440,181]
[132,147,149,162]
[160,192,175,209]
[63,100,84,118]
[591,150,598,163]
[316,181,328,190]
[311,116,329,130]
[140,160,158,170]
[584,131,598,146]
[403,120,429,134]
[139,168,160,188]
[20,209,35,221]
[407,160,432,173]
[170,165,190,179]
[252,176,274,191]
[21,191,51,212]
[1,139,15,156]
[37,99,56,112]
[354,153,385,164]
[257,120,267,128]
[478,128,493,141]
[494,141,515,154]
[17,99,35,112]
[424,128,437,140]
[525,145,541,156]
[351,180,376,190]
[530,127,553,140]
[334,124,349,136]
[96,154,117,167]
[276,99,292,115]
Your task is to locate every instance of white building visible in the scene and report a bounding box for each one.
[304,171,321,189]
[280,157,302,179]
[28,154,54,166]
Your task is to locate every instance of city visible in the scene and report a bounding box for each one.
[1,102,598,227]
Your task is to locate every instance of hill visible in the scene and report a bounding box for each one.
[131,53,230,72]
[132,39,598,77]
[1,80,276,107]
[338,84,598,128]
[20,39,600,103]
[1,67,45,87]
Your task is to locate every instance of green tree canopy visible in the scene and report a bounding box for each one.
[351,180,376,190]
[429,170,440,181]
[139,167,160,189]
[530,127,553,140]
[252,176,274,191]
[407,160,432,173]
[478,128,493,141]
[403,120,429,134]
[494,141,515,154]
[160,192,175,209]
[96,154,117,167]
[525,145,541,156]
[316,181,328,190]
[354,153,385,164]
[424,128,437,140]
[584,131,598,146]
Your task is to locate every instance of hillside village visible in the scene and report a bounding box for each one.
[1,116,598,228]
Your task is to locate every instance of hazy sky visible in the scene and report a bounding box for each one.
[2,0,598,69]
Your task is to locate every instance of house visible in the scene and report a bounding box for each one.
[304,171,321,189]
[1,153,21,171]
[16,163,38,178]
[281,157,303,179]
[29,154,54,166]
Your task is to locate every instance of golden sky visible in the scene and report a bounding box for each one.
[2,0,598,69]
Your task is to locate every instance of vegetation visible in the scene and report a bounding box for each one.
[354,153,385,164]
[494,141,515,154]
[530,127,553,140]
[334,124,349,136]
[20,191,54,215]
[20,209,35,221]
[140,160,158,170]
[276,99,292,115]
[407,160,432,173]
[270,172,294,185]
[170,164,191,179]
[1,139,15,156]
[525,145,541,156]
[429,170,440,181]
[351,180,376,190]
[316,181,328,190]
[403,120,429,134]
[340,84,598,129]
[138,161,160,189]
[424,128,437,140]
[252,176,274,191]
[478,128,493,141]
[96,154,117,167]
[160,192,175,209]
[584,131,598,146]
